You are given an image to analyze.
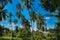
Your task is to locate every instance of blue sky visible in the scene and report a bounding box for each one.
[1,0,57,30]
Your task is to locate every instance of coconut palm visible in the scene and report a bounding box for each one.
[16,11,22,27]
[0,9,7,21]
[0,0,12,37]
[21,17,27,35]
[29,11,36,40]
[8,12,14,39]
[8,12,12,26]
[0,0,12,26]
[29,11,36,31]
[36,13,45,31]
[0,8,7,32]
[16,3,23,28]
[13,19,18,32]
[0,0,7,23]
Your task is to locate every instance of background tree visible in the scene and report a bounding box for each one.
[36,13,45,31]
[41,0,60,40]
[0,0,12,37]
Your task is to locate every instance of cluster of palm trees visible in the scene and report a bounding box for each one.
[41,0,60,40]
[0,0,47,40]
[0,0,46,32]
[1,0,60,40]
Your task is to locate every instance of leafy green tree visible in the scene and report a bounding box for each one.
[19,28,31,40]
[41,0,60,40]
[33,30,46,40]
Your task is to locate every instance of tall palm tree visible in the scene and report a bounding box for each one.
[0,0,12,26]
[29,11,36,40]
[13,19,18,32]
[8,12,12,27]
[0,9,7,22]
[8,12,13,39]
[19,14,30,30]
[29,11,36,31]
[16,11,22,27]
[25,20,30,30]
[0,1,7,25]
[0,0,12,36]
[21,16,26,28]
[16,3,22,27]
[36,13,45,31]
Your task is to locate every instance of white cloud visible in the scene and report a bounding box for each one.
[45,17,50,19]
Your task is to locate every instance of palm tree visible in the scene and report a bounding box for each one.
[21,16,26,29]
[13,19,18,32]
[8,12,14,39]
[0,1,7,25]
[29,11,36,40]
[0,0,12,36]
[16,3,23,27]
[41,0,60,39]
[21,0,32,10]
[8,13,12,27]
[25,20,30,30]
[0,0,13,26]
[29,11,36,31]
[0,10,7,25]
[36,13,45,31]
[16,11,22,27]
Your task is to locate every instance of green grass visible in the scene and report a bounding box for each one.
[0,36,22,40]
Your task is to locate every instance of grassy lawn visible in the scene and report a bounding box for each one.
[0,36,22,40]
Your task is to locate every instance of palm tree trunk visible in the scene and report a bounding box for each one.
[31,21,34,40]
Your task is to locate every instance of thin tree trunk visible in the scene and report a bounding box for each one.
[31,21,34,40]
